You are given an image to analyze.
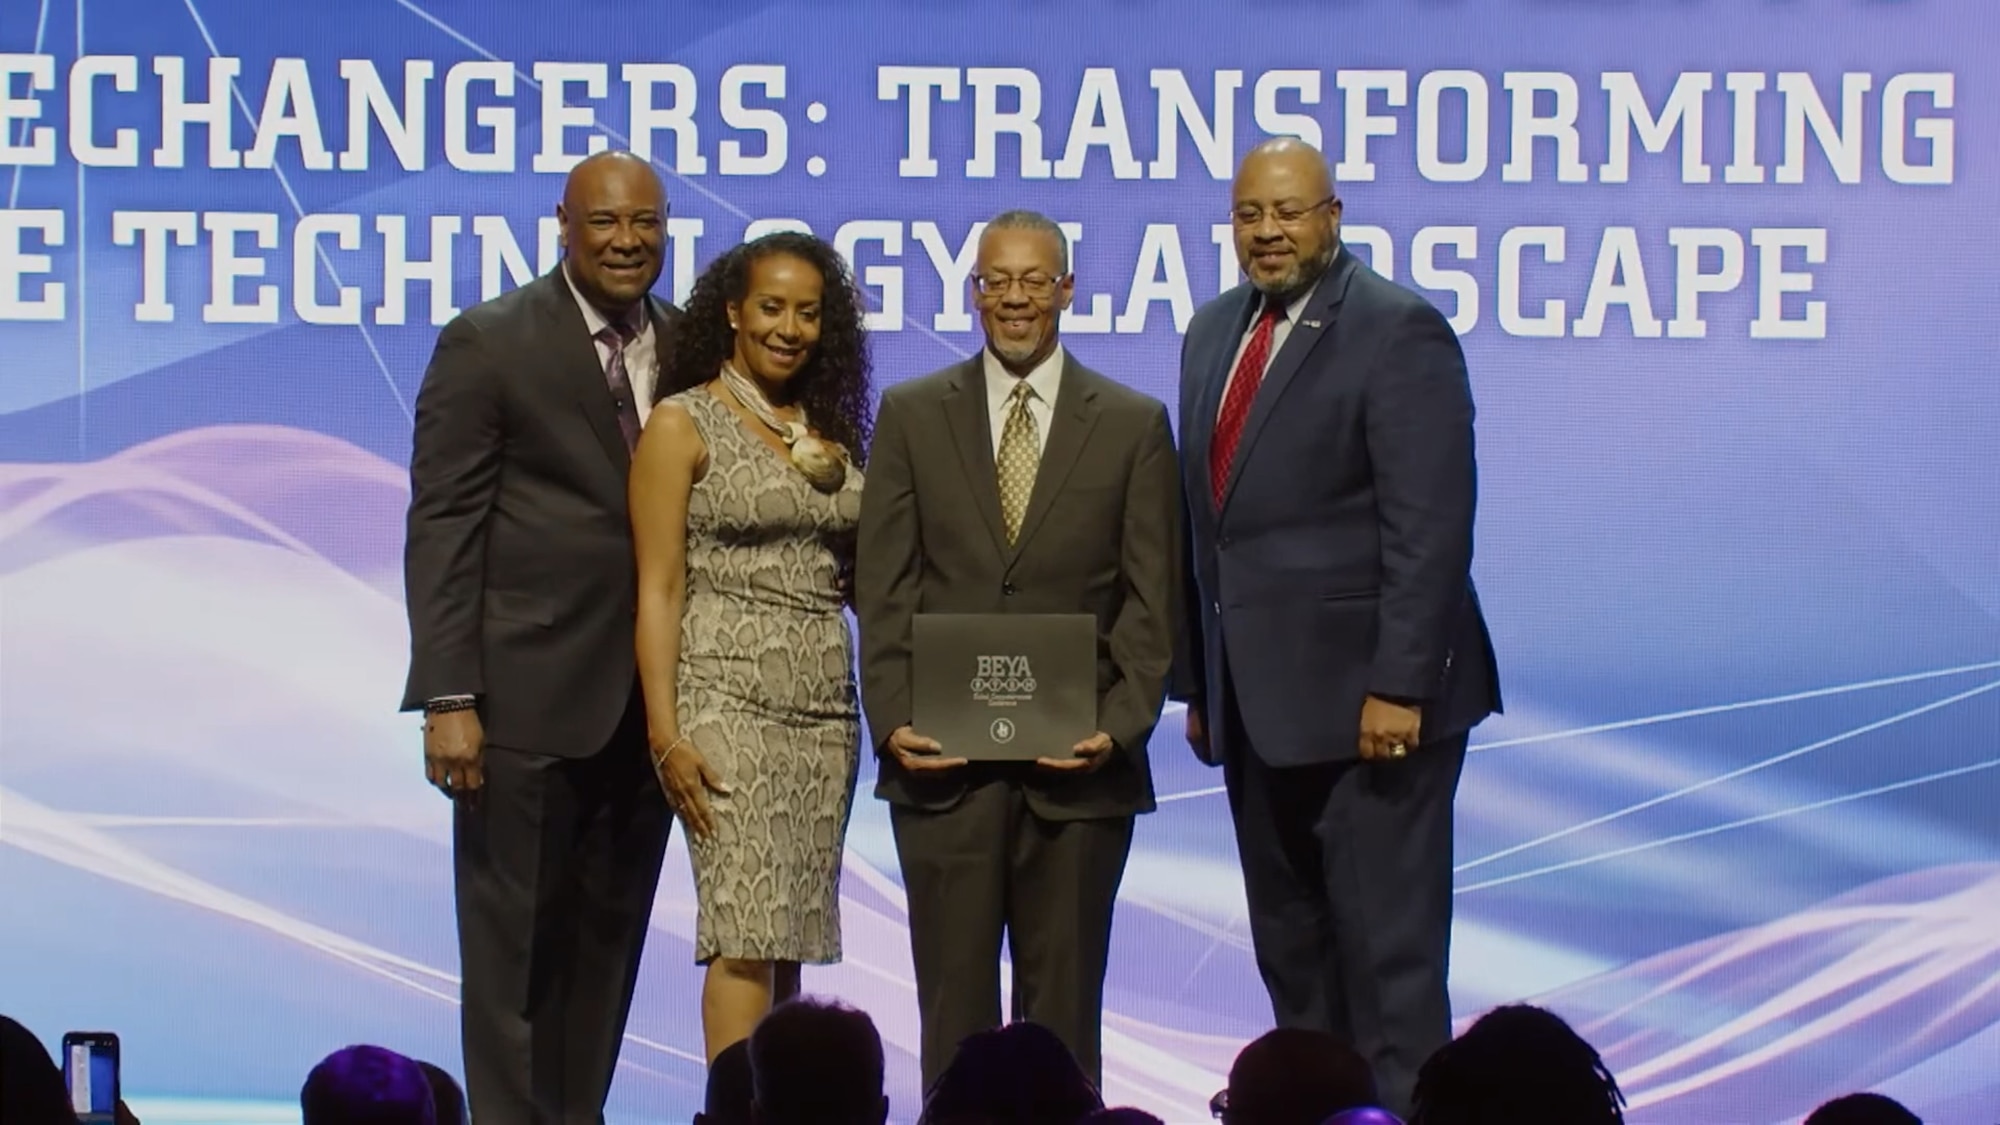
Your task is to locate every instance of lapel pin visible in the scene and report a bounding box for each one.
[1302,318,1323,329]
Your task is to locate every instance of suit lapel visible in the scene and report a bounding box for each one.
[543,267,632,475]
[1008,355,1101,564]
[940,359,1010,559]
[1219,249,1360,512]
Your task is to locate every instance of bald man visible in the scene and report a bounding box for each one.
[1172,138,1502,1113]
[402,150,682,1123]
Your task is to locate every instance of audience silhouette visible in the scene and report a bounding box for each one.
[300,1045,437,1125]
[415,1060,466,1125]
[1,1015,79,1125]
[1211,1027,1379,1125]
[1804,1092,1924,1125]
[1,1001,1959,1125]
[1408,1005,1623,1125]
[1321,1109,1404,1125]
[918,1021,1104,1125]
[695,1037,753,1125]
[747,997,889,1125]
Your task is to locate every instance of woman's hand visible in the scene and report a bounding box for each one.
[653,735,731,838]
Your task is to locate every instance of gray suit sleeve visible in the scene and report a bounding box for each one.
[855,390,922,749]
[401,316,503,709]
[1099,402,1184,754]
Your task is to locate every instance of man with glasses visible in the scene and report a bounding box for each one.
[856,209,1181,1090]
[1172,138,1502,1114]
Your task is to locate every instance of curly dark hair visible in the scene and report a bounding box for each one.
[1409,1004,1625,1125]
[659,230,873,465]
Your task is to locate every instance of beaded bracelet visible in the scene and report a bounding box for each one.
[425,698,478,714]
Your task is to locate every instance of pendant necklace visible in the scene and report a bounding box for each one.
[719,362,847,493]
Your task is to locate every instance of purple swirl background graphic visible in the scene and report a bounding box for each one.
[3,0,1998,1120]
[3,426,1997,1121]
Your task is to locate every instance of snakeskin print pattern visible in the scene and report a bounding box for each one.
[668,388,863,965]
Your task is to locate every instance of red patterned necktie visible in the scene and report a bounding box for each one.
[1209,298,1284,506]
[595,315,643,451]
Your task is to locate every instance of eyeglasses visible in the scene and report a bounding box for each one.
[1230,194,1338,228]
[1209,1089,1229,1119]
[972,272,1064,301]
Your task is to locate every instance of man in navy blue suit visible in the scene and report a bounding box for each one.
[1173,137,1502,1116]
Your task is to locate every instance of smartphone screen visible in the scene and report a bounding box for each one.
[62,1033,119,1123]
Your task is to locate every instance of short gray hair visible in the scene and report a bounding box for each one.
[984,209,1070,274]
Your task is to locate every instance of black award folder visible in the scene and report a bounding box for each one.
[911,613,1098,762]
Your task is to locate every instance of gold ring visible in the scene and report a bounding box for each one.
[1389,743,1408,759]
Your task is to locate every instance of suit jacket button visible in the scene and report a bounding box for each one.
[1219,536,1233,549]
[1002,582,1018,596]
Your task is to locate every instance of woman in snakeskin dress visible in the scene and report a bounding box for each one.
[630,231,873,1061]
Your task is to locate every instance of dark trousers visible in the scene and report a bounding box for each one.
[890,777,1135,1092]
[453,693,670,1125]
[1223,703,1465,1119]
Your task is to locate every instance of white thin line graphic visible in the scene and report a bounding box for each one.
[1471,659,2000,753]
[18,787,713,1068]
[387,0,972,361]
[177,0,412,420]
[73,815,353,828]
[1153,784,1224,805]
[74,0,86,451]
[1454,753,2000,895]
[5,0,53,208]
[1151,660,2000,806]
[617,1032,706,1067]
[1455,677,2000,875]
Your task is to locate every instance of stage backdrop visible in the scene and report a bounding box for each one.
[2,1,1995,1121]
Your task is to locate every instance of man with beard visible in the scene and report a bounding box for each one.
[401,149,680,1124]
[1172,138,1502,1114]
[855,210,1181,1090]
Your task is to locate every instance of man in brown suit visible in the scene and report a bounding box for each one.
[855,210,1181,1090]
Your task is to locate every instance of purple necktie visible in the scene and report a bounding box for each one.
[595,316,643,451]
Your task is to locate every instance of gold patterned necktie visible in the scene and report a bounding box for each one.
[996,380,1041,544]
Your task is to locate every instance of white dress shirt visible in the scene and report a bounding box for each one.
[564,263,658,426]
[982,343,1065,458]
[1216,278,1321,417]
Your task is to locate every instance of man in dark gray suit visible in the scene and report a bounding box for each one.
[856,210,1181,1090]
[1174,138,1502,1116]
[401,150,678,1124]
